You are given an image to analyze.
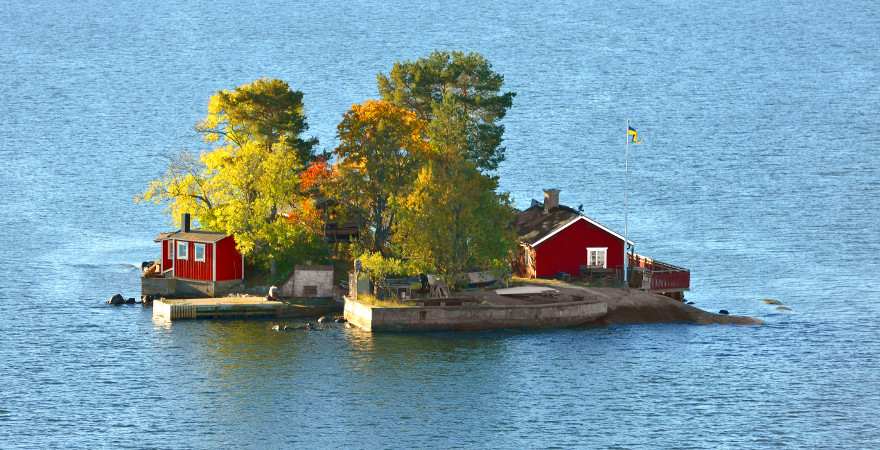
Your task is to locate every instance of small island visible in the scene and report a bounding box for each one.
[137,50,759,329]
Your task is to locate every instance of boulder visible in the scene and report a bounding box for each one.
[334,316,347,324]
[718,309,730,315]
[107,294,125,305]
[317,316,327,324]
[686,301,695,305]
[762,298,783,305]
[776,306,793,312]
[126,298,136,304]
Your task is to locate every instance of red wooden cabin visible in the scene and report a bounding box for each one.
[144,214,244,298]
[514,189,689,294]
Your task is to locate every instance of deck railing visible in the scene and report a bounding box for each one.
[629,254,690,291]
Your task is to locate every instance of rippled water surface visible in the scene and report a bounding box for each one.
[1,0,879,448]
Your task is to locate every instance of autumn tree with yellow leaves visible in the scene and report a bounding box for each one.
[335,52,518,286]
[330,100,429,256]
[138,78,328,274]
[394,96,516,287]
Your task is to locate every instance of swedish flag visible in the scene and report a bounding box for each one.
[627,126,642,144]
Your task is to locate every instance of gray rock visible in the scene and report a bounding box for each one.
[718,309,730,315]
[334,316,347,323]
[107,294,125,305]
[317,316,327,324]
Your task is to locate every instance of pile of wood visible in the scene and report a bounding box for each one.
[142,261,162,278]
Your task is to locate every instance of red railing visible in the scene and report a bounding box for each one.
[629,254,690,291]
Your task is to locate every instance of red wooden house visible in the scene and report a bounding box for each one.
[143,214,244,298]
[514,189,689,295]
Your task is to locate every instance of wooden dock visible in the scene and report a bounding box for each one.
[152,296,340,321]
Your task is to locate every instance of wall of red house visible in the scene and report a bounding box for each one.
[161,240,173,271]
[214,236,244,281]
[534,219,625,278]
[172,240,214,281]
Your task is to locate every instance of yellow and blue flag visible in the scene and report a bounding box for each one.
[627,126,642,144]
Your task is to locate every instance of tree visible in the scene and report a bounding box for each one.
[377,51,515,172]
[138,149,216,226]
[198,77,318,163]
[331,100,428,255]
[138,78,326,274]
[394,96,516,287]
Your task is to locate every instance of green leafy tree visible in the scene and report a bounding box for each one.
[377,50,515,171]
[331,99,428,255]
[394,96,516,287]
[138,78,326,274]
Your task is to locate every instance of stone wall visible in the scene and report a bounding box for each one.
[141,277,242,298]
[280,265,334,298]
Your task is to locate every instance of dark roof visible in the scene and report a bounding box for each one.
[515,204,582,245]
[155,229,229,244]
[515,203,630,247]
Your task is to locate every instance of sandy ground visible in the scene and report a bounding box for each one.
[459,280,762,326]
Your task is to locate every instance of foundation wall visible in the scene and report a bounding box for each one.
[344,299,607,332]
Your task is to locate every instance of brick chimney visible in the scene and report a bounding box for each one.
[182,213,191,232]
[543,189,560,213]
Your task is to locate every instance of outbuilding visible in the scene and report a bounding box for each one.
[514,189,631,279]
[144,213,244,297]
[513,189,690,296]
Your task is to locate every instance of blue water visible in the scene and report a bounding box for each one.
[2,0,879,447]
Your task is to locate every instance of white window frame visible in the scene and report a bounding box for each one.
[194,243,206,262]
[177,241,188,260]
[587,247,608,269]
[166,240,173,258]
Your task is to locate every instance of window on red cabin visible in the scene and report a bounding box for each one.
[194,243,206,262]
[177,241,188,260]
[587,247,607,269]
[166,240,172,257]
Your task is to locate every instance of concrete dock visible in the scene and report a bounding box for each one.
[344,297,608,332]
[153,296,340,321]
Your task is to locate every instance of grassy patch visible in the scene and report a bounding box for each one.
[353,294,414,308]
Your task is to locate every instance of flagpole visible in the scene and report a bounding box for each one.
[623,118,629,288]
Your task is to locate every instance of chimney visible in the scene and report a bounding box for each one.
[543,189,560,213]
[182,213,191,232]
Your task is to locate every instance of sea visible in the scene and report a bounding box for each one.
[1,0,878,448]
